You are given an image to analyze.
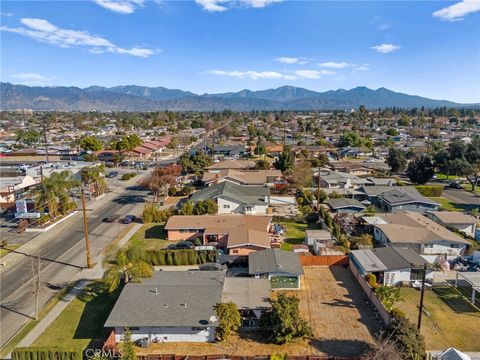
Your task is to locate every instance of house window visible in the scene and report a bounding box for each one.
[223,204,230,209]
[410,269,423,281]
[180,229,191,233]
[450,244,459,248]
[245,206,253,212]
[424,244,433,248]
[128,327,140,331]
[232,250,238,254]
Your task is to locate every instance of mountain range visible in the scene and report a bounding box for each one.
[1,82,477,111]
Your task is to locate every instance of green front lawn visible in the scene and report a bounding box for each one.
[397,286,480,351]
[270,276,299,289]
[429,197,470,212]
[33,281,120,350]
[127,223,171,250]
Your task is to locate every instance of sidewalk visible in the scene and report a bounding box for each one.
[4,222,142,359]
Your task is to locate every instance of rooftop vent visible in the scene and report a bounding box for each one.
[181,303,188,308]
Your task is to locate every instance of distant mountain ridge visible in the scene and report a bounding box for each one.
[1,83,477,111]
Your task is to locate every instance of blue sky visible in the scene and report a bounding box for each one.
[1,0,479,103]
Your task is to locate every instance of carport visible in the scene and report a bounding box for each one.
[455,272,480,304]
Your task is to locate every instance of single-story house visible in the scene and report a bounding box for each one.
[426,211,478,238]
[202,169,283,187]
[249,249,303,290]
[370,211,471,262]
[350,247,433,286]
[164,215,272,255]
[189,181,270,215]
[358,186,439,213]
[221,277,270,327]
[328,198,366,213]
[317,170,367,189]
[104,271,224,343]
[213,144,247,159]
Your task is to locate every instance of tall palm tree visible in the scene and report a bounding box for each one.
[81,165,107,197]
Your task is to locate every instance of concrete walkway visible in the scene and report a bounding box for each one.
[4,222,142,359]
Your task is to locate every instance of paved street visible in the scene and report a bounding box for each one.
[0,171,149,347]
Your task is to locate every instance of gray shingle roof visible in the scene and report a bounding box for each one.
[249,249,303,276]
[328,198,366,210]
[190,181,270,206]
[104,271,225,328]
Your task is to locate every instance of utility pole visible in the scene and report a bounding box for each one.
[317,170,321,211]
[417,263,427,330]
[80,189,92,268]
[42,118,49,163]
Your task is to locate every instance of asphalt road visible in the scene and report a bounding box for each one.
[0,178,148,347]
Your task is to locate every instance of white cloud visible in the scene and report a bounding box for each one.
[93,0,144,14]
[1,18,155,58]
[319,61,351,69]
[433,0,480,21]
[376,23,390,31]
[1,12,13,17]
[276,57,301,64]
[353,64,369,71]
[209,68,334,80]
[370,43,400,53]
[12,73,53,86]
[196,0,282,12]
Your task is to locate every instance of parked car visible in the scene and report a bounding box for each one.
[167,241,195,250]
[448,181,462,189]
[198,262,226,271]
[103,214,120,223]
[106,171,118,178]
[120,215,136,224]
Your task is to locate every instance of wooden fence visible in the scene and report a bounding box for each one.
[299,255,349,266]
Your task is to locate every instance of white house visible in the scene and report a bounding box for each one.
[104,271,224,343]
[371,212,471,262]
[350,247,433,286]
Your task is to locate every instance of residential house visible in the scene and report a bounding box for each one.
[249,249,304,290]
[0,175,39,209]
[328,198,366,213]
[207,159,256,170]
[202,169,283,187]
[304,229,336,255]
[332,161,374,176]
[317,170,367,189]
[426,211,478,238]
[213,144,247,159]
[370,211,471,261]
[164,215,272,255]
[189,181,270,215]
[359,186,439,213]
[350,247,433,286]
[104,271,224,343]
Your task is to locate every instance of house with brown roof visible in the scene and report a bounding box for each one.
[426,211,478,238]
[202,169,283,187]
[164,215,273,255]
[370,211,471,262]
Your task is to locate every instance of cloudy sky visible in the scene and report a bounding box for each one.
[1,0,479,102]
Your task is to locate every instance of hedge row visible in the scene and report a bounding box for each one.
[126,248,216,266]
[11,348,82,360]
[415,185,443,197]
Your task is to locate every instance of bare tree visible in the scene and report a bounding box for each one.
[361,336,403,360]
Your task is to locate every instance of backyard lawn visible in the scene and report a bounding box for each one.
[33,281,120,350]
[279,221,321,251]
[127,223,171,250]
[428,197,472,212]
[396,286,480,351]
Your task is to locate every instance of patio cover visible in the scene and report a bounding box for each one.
[455,272,480,304]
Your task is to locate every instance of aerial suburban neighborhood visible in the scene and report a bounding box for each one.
[1,1,480,360]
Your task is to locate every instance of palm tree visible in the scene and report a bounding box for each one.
[81,165,107,197]
[31,170,80,219]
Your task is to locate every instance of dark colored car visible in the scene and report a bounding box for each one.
[103,214,120,223]
[198,262,226,271]
[120,215,136,224]
[106,171,119,178]
[448,181,462,189]
[167,241,195,250]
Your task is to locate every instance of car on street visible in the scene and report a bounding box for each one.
[103,214,120,223]
[448,180,462,189]
[120,215,136,224]
[106,171,119,178]
[167,241,195,250]
[198,262,226,271]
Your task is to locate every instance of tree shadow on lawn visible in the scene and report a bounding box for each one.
[308,338,371,358]
[144,224,166,239]
[329,266,384,336]
[73,282,122,349]
[432,286,480,315]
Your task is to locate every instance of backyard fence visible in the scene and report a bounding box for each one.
[299,255,349,266]
[349,260,391,326]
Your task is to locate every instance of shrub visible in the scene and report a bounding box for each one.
[139,249,216,266]
[386,316,426,360]
[215,302,241,341]
[367,273,377,288]
[36,214,50,226]
[390,307,406,319]
[415,185,443,197]
[121,173,136,181]
[142,204,174,223]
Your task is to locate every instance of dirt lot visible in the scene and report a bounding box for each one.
[140,266,380,357]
